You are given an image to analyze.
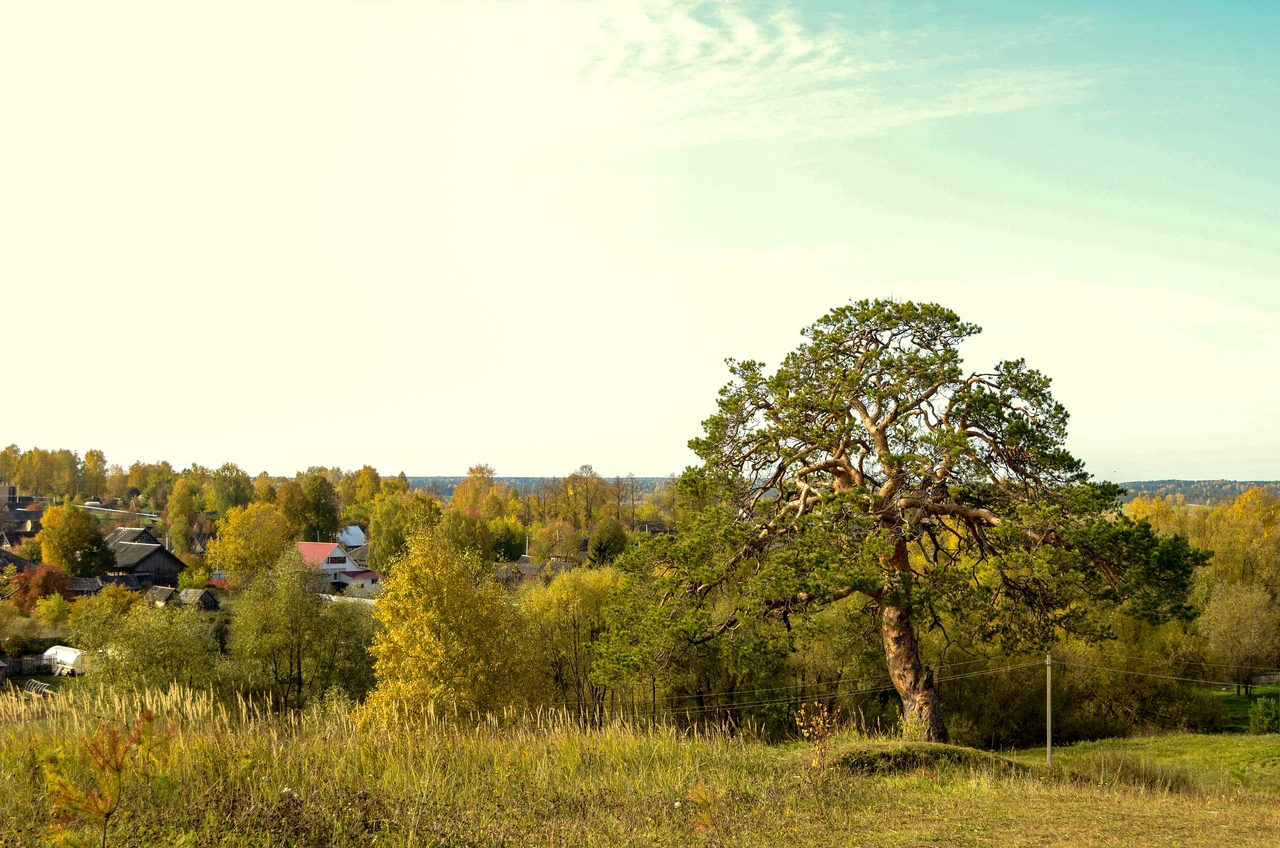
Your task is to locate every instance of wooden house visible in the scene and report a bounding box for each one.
[104,527,184,587]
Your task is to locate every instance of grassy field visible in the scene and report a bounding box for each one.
[2,685,1279,847]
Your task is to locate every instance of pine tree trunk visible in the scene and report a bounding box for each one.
[880,539,948,743]
[881,603,948,742]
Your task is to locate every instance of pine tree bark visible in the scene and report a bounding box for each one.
[880,540,948,743]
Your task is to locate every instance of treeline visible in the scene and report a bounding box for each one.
[1121,479,1280,505]
[1,443,680,572]
[404,476,670,501]
[8,439,1280,746]
[351,485,1280,745]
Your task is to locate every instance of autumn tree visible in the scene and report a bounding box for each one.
[276,479,306,536]
[206,503,294,585]
[363,527,526,719]
[338,465,383,526]
[253,472,277,504]
[82,449,108,499]
[587,517,628,565]
[436,510,492,560]
[68,584,146,651]
[450,464,496,517]
[298,472,341,542]
[623,299,1202,742]
[367,490,443,572]
[1199,582,1280,695]
[521,567,626,722]
[39,505,115,577]
[9,563,73,614]
[165,478,197,557]
[91,605,221,691]
[229,553,376,709]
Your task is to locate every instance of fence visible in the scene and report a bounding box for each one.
[0,656,52,676]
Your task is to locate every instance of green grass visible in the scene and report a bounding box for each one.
[1012,732,1280,795]
[1208,683,1280,732]
[2,686,1279,847]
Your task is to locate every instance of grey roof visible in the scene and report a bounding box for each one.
[105,527,160,547]
[347,544,369,567]
[101,573,143,592]
[105,539,185,578]
[70,577,105,594]
[111,542,159,569]
[0,548,33,572]
[178,589,218,609]
[146,586,176,603]
[498,555,572,584]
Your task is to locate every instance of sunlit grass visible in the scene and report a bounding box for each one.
[3,685,1279,846]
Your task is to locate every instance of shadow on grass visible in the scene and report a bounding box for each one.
[838,741,1209,797]
[840,742,1029,777]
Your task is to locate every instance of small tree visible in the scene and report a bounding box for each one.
[520,567,625,721]
[1199,581,1280,695]
[299,472,341,542]
[363,527,525,720]
[69,584,145,651]
[367,490,443,571]
[229,552,375,709]
[11,563,73,614]
[93,605,220,691]
[34,593,72,626]
[587,517,628,566]
[165,478,197,557]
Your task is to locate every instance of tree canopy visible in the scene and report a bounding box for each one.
[38,505,115,577]
[206,502,294,586]
[614,299,1203,741]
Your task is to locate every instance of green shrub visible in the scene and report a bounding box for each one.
[1247,697,1280,734]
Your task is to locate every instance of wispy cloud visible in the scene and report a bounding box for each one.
[494,0,1099,151]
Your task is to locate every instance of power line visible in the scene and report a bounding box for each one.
[662,660,1046,716]
[655,655,1024,705]
[1070,652,1280,675]
[1057,661,1251,689]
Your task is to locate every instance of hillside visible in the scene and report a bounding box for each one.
[3,685,1279,847]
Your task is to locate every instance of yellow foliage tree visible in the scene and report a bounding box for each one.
[520,566,625,720]
[206,502,294,586]
[362,528,525,721]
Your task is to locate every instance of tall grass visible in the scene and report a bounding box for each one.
[4,684,1279,847]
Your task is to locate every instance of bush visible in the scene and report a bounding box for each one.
[1248,697,1280,734]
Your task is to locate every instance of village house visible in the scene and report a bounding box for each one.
[295,541,383,597]
[498,554,571,589]
[104,527,185,587]
[0,483,43,548]
[0,547,34,574]
[178,588,219,610]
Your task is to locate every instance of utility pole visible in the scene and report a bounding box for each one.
[1046,650,1053,767]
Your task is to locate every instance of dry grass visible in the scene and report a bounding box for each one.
[2,684,1279,846]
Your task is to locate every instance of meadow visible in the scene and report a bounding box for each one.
[2,684,1279,847]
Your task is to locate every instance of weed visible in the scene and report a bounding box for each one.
[44,709,170,848]
[794,701,838,769]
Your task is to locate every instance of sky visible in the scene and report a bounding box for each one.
[2,0,1278,481]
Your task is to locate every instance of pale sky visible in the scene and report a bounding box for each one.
[3,1,1278,481]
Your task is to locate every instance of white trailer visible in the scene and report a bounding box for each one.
[43,645,85,676]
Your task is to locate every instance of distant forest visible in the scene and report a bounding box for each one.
[1121,480,1280,505]
[405,476,671,500]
